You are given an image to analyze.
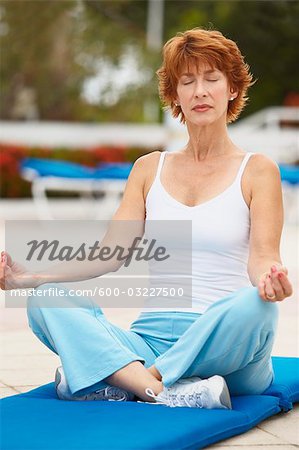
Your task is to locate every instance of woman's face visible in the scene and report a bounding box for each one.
[176,62,235,126]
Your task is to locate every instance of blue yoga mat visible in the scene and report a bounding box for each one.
[1,356,298,449]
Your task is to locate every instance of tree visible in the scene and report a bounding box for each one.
[0,0,298,122]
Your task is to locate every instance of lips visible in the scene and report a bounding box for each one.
[192,104,212,111]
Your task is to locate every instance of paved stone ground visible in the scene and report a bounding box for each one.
[0,198,298,449]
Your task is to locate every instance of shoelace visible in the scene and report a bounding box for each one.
[145,388,203,408]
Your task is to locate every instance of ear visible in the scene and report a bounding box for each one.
[229,87,238,100]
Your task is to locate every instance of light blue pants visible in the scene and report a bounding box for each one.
[27,285,278,397]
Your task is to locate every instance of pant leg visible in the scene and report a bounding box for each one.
[27,283,157,395]
[154,286,279,395]
[130,311,201,357]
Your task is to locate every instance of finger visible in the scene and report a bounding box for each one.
[258,280,268,302]
[258,279,268,301]
[1,254,7,268]
[3,252,13,267]
[277,272,293,298]
[264,275,277,301]
[0,254,4,287]
[270,266,284,299]
[0,262,10,290]
[271,263,287,274]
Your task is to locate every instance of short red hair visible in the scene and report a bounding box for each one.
[156,28,255,124]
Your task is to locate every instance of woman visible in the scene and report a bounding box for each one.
[0,28,293,409]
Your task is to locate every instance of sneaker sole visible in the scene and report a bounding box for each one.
[211,375,232,410]
[220,378,232,410]
[55,367,82,401]
[55,367,66,400]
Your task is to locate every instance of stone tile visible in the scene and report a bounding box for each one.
[13,385,40,394]
[3,354,59,370]
[258,404,299,446]
[0,330,55,356]
[206,405,299,448]
[0,305,29,332]
[207,422,289,447]
[0,368,55,386]
[0,386,19,398]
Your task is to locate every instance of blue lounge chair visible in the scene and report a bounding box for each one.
[20,158,133,219]
[278,163,299,224]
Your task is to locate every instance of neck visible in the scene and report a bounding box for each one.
[184,120,234,162]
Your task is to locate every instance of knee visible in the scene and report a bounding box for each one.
[233,287,278,331]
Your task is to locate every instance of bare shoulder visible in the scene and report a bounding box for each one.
[132,151,162,196]
[125,150,160,185]
[240,153,281,208]
[245,153,282,206]
[134,150,162,171]
[112,151,162,220]
[247,153,280,176]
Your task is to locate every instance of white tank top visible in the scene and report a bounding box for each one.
[141,151,254,314]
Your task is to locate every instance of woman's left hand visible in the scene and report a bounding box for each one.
[258,264,293,302]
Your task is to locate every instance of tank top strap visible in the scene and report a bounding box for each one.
[235,152,255,184]
[155,151,167,181]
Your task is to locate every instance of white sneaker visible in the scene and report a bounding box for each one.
[144,375,232,409]
[55,366,135,402]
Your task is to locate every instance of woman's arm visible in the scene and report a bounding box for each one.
[1,153,159,290]
[247,153,293,301]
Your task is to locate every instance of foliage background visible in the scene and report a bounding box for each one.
[1,0,298,123]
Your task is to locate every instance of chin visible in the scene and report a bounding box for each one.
[188,111,224,127]
[189,117,215,126]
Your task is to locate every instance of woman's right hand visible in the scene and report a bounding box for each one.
[0,251,40,290]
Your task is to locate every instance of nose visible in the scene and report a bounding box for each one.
[194,79,208,98]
